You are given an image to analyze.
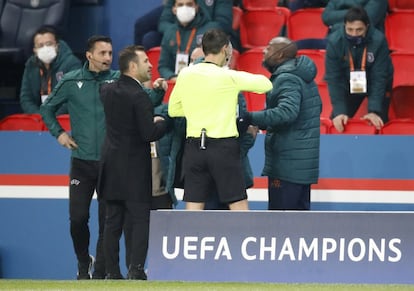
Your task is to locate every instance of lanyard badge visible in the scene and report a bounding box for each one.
[350,70,367,94]
[348,47,368,94]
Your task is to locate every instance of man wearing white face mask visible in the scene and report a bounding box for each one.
[20,25,81,114]
[158,0,220,81]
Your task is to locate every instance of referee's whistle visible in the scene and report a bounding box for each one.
[200,128,207,150]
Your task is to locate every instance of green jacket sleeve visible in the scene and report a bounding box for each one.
[20,63,41,114]
[40,77,70,138]
[237,93,255,157]
[158,25,178,80]
[324,37,348,117]
[366,37,392,114]
[144,87,165,107]
[251,74,302,129]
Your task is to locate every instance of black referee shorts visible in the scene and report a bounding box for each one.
[182,137,247,204]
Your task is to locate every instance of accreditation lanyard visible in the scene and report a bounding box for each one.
[348,46,367,94]
[39,68,52,103]
[175,28,196,74]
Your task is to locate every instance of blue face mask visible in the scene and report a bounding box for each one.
[346,34,365,46]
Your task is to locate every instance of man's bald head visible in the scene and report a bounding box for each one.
[262,36,297,72]
[268,37,298,59]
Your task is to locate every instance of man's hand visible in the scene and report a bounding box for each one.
[332,114,349,133]
[246,125,259,139]
[236,113,252,133]
[169,76,178,83]
[152,78,168,91]
[57,132,78,150]
[361,112,384,130]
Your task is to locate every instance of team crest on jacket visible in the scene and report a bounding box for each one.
[367,52,374,63]
[70,179,80,186]
[196,34,203,46]
[205,0,214,6]
[56,71,64,82]
[76,81,83,89]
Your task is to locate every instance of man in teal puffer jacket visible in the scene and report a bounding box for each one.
[40,35,167,280]
[248,37,321,210]
[325,6,393,132]
[20,26,81,114]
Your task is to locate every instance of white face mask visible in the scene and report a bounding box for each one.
[37,45,57,64]
[176,6,196,24]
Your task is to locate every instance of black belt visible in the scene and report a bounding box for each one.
[186,136,236,141]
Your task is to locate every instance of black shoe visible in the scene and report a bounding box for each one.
[92,260,106,279]
[77,255,94,280]
[91,271,106,279]
[106,273,124,280]
[127,264,147,280]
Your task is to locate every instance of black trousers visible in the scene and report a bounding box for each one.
[104,200,150,274]
[69,158,106,273]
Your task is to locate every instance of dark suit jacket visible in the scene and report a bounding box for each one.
[98,75,167,202]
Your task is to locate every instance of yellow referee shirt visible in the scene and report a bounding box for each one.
[168,62,272,138]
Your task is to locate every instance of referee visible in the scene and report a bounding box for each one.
[168,28,272,211]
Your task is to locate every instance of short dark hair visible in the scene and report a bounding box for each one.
[87,35,112,52]
[118,45,145,74]
[32,25,59,44]
[344,6,370,26]
[201,28,229,55]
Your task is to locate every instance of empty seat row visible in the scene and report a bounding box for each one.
[241,0,414,12]
[0,114,70,131]
[238,5,414,53]
[388,0,414,11]
[321,118,414,135]
[3,113,413,135]
[239,7,327,50]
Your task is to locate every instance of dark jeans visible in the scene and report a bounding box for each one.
[268,178,311,210]
[69,158,106,273]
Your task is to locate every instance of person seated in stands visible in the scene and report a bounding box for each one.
[158,0,221,81]
[20,25,81,115]
[134,0,233,51]
[159,0,232,42]
[322,0,388,34]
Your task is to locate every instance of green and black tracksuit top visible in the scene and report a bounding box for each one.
[40,62,120,161]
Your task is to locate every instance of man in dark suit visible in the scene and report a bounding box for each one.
[98,45,167,280]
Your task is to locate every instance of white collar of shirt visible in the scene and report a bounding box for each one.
[131,76,143,87]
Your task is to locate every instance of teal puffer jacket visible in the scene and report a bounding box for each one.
[251,56,321,185]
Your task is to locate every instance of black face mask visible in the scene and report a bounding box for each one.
[346,34,365,46]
